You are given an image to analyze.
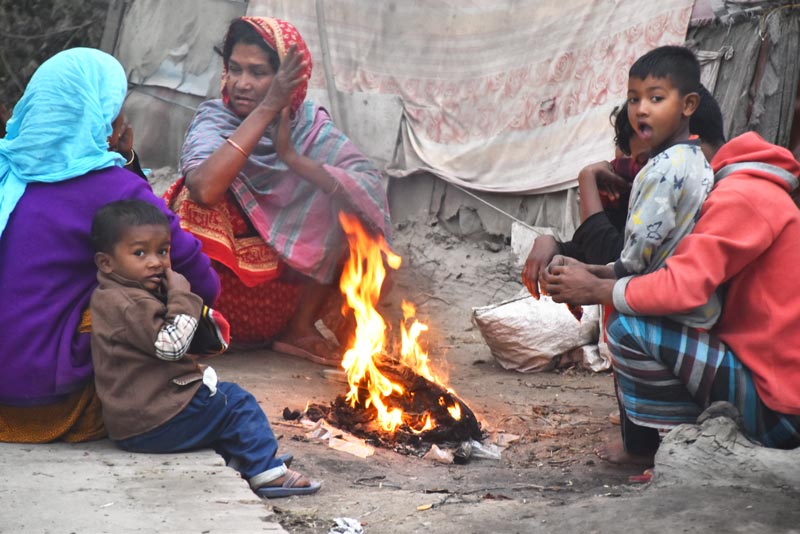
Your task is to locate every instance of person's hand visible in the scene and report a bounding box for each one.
[115,122,134,159]
[0,103,9,135]
[107,119,134,160]
[522,235,559,299]
[548,254,583,270]
[259,44,308,113]
[540,258,599,305]
[594,166,631,207]
[164,268,191,294]
[273,107,297,165]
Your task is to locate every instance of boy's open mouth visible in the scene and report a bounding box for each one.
[638,123,653,141]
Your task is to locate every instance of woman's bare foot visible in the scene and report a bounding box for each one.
[595,440,655,467]
[273,323,341,366]
[280,303,338,349]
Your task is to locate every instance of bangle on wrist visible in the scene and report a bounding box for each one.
[226,137,248,158]
[328,180,341,195]
[123,149,135,166]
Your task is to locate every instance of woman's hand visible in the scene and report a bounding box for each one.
[272,107,343,196]
[273,107,298,166]
[259,44,308,113]
[107,118,134,160]
[0,103,9,136]
[115,123,134,159]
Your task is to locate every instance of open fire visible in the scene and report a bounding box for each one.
[304,213,482,447]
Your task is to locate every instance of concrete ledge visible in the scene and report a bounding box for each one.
[0,440,286,533]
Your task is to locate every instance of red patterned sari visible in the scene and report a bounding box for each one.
[164,179,302,343]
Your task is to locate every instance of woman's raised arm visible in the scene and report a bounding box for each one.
[185,45,307,206]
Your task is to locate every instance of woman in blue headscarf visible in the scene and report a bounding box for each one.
[0,48,220,443]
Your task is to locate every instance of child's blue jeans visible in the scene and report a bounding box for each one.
[115,381,284,483]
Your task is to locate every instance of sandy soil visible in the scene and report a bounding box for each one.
[209,219,798,534]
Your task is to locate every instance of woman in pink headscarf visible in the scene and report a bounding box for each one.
[165,17,391,365]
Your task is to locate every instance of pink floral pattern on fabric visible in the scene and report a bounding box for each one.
[246,1,695,193]
[328,6,693,144]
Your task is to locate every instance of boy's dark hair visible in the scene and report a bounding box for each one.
[690,85,726,148]
[611,102,634,155]
[222,19,280,72]
[91,200,169,254]
[629,45,701,96]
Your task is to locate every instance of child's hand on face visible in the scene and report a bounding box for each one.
[164,268,191,294]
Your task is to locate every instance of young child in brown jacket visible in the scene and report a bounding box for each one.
[89,199,320,498]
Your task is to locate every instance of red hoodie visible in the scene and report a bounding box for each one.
[617,132,800,414]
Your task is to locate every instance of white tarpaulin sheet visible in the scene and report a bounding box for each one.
[249,0,694,194]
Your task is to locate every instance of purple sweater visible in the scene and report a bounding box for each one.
[0,167,220,406]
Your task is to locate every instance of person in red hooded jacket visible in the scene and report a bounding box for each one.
[542,131,800,465]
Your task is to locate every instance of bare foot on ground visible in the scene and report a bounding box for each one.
[595,440,655,467]
[273,324,341,366]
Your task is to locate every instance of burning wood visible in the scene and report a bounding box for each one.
[302,213,483,449]
[306,356,483,447]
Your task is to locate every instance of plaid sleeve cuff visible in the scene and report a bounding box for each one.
[155,313,199,361]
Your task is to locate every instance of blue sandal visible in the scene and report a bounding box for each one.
[255,469,321,499]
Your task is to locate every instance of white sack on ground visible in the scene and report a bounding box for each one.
[472,291,600,373]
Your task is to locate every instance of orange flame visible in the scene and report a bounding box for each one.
[338,213,462,433]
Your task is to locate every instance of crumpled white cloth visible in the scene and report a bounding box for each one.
[329,517,364,534]
[203,365,218,396]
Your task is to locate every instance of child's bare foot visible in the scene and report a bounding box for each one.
[595,440,655,467]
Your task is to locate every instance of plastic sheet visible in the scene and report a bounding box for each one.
[302,418,375,459]
[329,517,364,534]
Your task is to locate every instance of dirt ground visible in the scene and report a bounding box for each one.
[208,219,799,534]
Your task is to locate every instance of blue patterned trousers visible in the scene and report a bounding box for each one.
[606,312,800,453]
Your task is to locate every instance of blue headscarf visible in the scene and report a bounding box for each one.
[0,48,128,238]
